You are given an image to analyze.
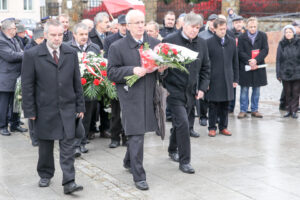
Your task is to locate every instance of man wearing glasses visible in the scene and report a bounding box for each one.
[0,19,24,136]
[108,10,167,190]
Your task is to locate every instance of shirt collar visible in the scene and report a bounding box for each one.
[46,42,60,58]
[181,31,190,40]
[132,36,143,43]
[75,41,87,51]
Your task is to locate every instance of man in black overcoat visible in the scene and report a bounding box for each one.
[89,12,111,137]
[107,10,166,191]
[58,14,73,42]
[237,17,269,119]
[67,22,101,157]
[21,20,85,194]
[103,15,127,148]
[206,18,239,137]
[163,12,210,174]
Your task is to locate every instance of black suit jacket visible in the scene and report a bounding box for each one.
[21,41,85,140]
[89,27,111,50]
[103,32,124,58]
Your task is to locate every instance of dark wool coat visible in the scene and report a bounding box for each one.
[103,32,124,58]
[238,31,269,87]
[276,37,300,81]
[107,32,160,136]
[89,27,111,50]
[162,30,210,106]
[0,31,23,92]
[63,30,73,42]
[159,26,177,38]
[24,39,38,50]
[21,41,85,140]
[206,34,239,102]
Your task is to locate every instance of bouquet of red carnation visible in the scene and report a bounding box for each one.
[124,43,198,87]
[78,51,116,100]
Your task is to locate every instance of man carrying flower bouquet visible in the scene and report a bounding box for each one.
[107,10,167,191]
[67,22,101,157]
[162,12,210,174]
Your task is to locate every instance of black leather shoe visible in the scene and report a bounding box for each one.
[80,145,88,153]
[90,127,100,133]
[0,128,11,136]
[169,152,179,162]
[39,178,50,187]
[109,140,120,148]
[190,130,200,138]
[74,147,81,158]
[64,181,83,194]
[166,115,172,122]
[199,118,207,126]
[10,126,28,133]
[179,163,195,174]
[19,121,25,125]
[135,181,149,190]
[32,140,39,147]
[283,112,291,118]
[292,112,298,119]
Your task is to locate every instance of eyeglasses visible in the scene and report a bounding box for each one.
[129,21,145,25]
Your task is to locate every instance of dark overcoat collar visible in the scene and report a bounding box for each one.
[241,31,262,46]
[213,34,229,46]
[38,40,73,68]
[126,31,151,49]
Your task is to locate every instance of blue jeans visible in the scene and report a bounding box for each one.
[240,87,260,113]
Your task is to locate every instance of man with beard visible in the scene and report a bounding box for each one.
[163,12,210,173]
[22,19,85,194]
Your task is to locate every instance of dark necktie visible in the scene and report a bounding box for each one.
[53,50,59,65]
[80,45,84,51]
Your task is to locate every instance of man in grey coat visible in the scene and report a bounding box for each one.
[0,19,23,136]
[107,10,167,191]
[21,20,85,194]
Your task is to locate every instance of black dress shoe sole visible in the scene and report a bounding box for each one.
[64,186,83,194]
[39,179,50,187]
[1,133,11,136]
[179,167,195,174]
[190,134,200,138]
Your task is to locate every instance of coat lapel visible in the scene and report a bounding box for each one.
[38,42,58,66]
[58,44,74,69]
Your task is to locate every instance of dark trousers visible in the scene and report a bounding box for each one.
[110,99,125,142]
[168,104,192,165]
[0,92,14,128]
[280,83,286,108]
[90,100,110,132]
[123,135,145,182]
[283,80,300,113]
[228,88,236,112]
[208,101,229,131]
[37,137,75,185]
[199,98,209,120]
[28,119,38,144]
[75,101,97,147]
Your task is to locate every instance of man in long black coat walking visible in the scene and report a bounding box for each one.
[21,20,85,194]
[107,10,167,191]
[163,12,210,174]
[206,18,239,137]
[103,14,127,148]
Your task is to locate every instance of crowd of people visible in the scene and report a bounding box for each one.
[0,8,299,193]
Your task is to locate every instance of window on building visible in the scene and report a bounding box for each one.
[24,0,32,10]
[0,0,7,10]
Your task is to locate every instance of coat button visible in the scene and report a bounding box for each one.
[59,83,62,86]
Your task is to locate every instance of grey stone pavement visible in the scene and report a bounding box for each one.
[1,66,300,200]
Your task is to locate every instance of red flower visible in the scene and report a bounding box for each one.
[172,48,178,55]
[81,78,87,85]
[100,62,106,67]
[112,82,116,86]
[93,79,100,86]
[101,70,107,77]
[162,48,169,55]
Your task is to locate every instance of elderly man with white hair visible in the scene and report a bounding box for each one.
[107,9,167,190]
[163,12,210,174]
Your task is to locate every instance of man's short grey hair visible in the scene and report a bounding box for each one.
[184,12,203,26]
[81,18,94,25]
[1,20,15,31]
[126,9,145,24]
[146,20,159,31]
[73,23,88,34]
[44,19,63,34]
[94,12,109,25]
